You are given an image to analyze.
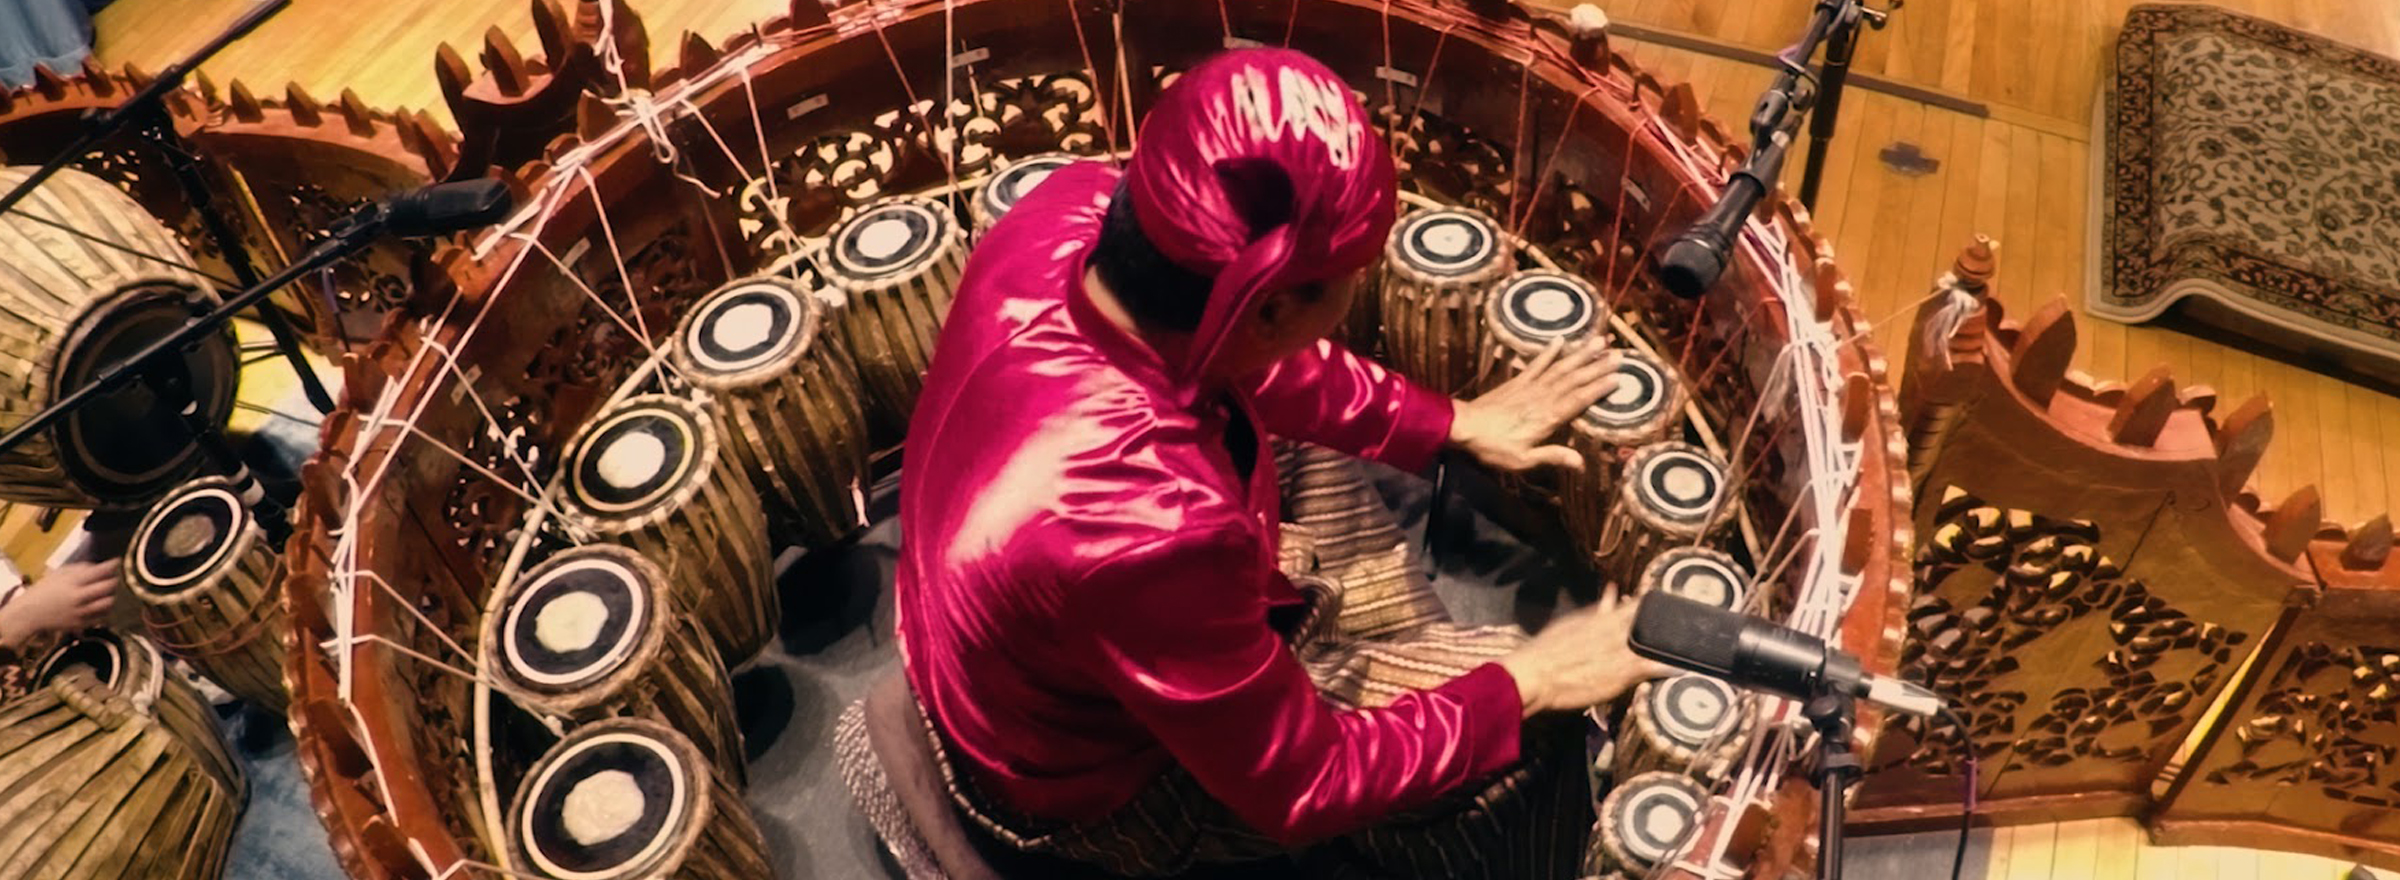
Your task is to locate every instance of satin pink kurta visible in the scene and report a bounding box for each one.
[894,162,1522,845]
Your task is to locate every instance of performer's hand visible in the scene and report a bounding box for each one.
[0,561,117,650]
[1449,339,1621,473]
[1497,592,1672,717]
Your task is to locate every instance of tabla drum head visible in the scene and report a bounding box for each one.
[1639,674,1743,750]
[563,396,711,525]
[516,720,706,880]
[1640,547,1749,612]
[130,477,252,597]
[51,281,237,506]
[1622,442,1730,534]
[975,153,1076,229]
[1577,349,1678,437]
[492,546,661,696]
[1388,207,1504,280]
[829,197,954,285]
[1602,771,1708,871]
[1489,271,1602,350]
[673,277,822,388]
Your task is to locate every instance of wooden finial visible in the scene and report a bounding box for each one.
[482,26,530,97]
[285,82,324,125]
[337,88,377,136]
[2108,365,2177,446]
[434,42,473,110]
[2212,395,2273,496]
[2343,515,2394,570]
[2010,298,2077,406]
[532,0,573,62]
[1954,236,1997,292]
[679,31,720,73]
[2263,486,2323,562]
[1567,4,1611,70]
[30,64,68,100]
[227,80,265,122]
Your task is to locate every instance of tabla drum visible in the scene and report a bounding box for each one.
[0,631,244,880]
[670,275,871,549]
[1637,546,1750,613]
[126,474,289,711]
[559,394,777,662]
[1479,270,1608,394]
[1589,770,1708,878]
[1614,674,1751,782]
[0,166,237,510]
[1593,442,1735,591]
[1378,205,1511,395]
[971,152,1077,232]
[1560,350,1688,560]
[483,545,747,782]
[825,195,967,444]
[507,718,773,880]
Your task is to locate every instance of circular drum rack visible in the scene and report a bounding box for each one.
[280,1,1914,878]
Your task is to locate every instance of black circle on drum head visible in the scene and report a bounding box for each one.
[1641,450,1723,515]
[1652,675,1736,745]
[1499,274,1596,342]
[686,285,799,374]
[1620,780,1701,864]
[834,202,943,280]
[569,406,697,517]
[526,737,681,876]
[133,486,242,593]
[1397,211,1498,276]
[504,557,645,691]
[53,286,236,502]
[981,157,1071,220]
[1592,357,1666,425]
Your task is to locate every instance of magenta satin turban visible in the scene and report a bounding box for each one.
[1121,48,1397,382]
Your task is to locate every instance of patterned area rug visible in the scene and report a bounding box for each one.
[2095,4,2400,380]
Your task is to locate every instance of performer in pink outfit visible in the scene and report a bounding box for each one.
[894,47,1662,878]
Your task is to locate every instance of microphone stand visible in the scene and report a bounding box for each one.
[1805,690,1863,879]
[0,0,334,415]
[1651,0,1893,300]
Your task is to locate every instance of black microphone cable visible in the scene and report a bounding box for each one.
[1937,704,1977,880]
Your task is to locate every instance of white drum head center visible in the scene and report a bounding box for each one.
[1525,288,1576,323]
[1640,800,1685,844]
[1422,223,1473,259]
[1016,167,1055,192]
[561,769,646,846]
[857,217,914,260]
[1675,684,1725,724]
[163,511,221,559]
[1662,465,1708,500]
[710,301,777,353]
[1606,380,1646,407]
[595,433,667,490]
[535,590,610,654]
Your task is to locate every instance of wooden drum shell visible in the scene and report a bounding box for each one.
[826,196,967,445]
[484,546,748,784]
[1560,351,1690,570]
[1589,770,1709,879]
[507,718,773,880]
[560,394,778,663]
[671,278,872,549]
[126,475,289,712]
[0,166,234,510]
[1378,206,1511,397]
[0,632,245,880]
[1612,674,1751,783]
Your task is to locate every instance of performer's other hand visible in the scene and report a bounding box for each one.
[0,560,118,649]
[1497,591,1671,717]
[1449,339,1621,473]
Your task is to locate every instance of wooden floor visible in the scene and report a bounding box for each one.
[77,0,2400,878]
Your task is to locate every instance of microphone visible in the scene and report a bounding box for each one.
[1628,592,1945,717]
[380,179,514,238]
[1652,175,1762,300]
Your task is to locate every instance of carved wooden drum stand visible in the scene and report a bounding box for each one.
[0,165,236,510]
[559,394,777,663]
[1378,204,1511,395]
[0,631,244,880]
[126,474,289,711]
[826,194,968,444]
[482,545,746,783]
[507,718,772,880]
[281,3,1916,879]
[670,275,872,549]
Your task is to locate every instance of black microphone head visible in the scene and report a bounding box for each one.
[1629,592,1746,678]
[386,178,513,237]
[1654,235,1728,300]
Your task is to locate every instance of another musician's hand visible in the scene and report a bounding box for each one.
[1496,591,1672,717]
[1449,339,1620,473]
[0,561,117,649]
